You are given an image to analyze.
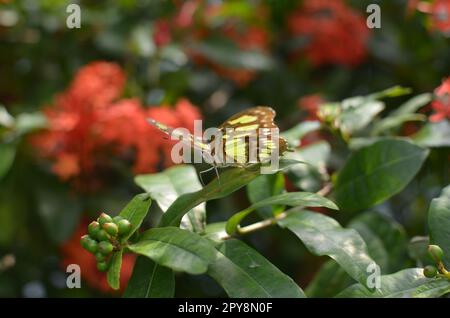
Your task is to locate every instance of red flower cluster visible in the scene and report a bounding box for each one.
[408,0,450,36]
[287,0,370,66]
[430,77,450,122]
[31,61,202,189]
[61,221,136,294]
[152,0,270,86]
[430,0,450,34]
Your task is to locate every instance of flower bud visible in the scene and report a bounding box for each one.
[103,222,119,237]
[88,221,100,237]
[428,245,444,263]
[118,219,132,236]
[98,213,113,226]
[98,241,114,255]
[97,261,110,272]
[423,265,438,278]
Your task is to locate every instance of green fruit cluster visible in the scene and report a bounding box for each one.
[423,244,448,279]
[80,213,132,272]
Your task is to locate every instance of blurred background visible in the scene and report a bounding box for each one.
[0,0,449,297]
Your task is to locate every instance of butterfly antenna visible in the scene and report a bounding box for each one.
[199,166,215,187]
[199,171,206,187]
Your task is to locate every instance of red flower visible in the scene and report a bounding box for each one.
[430,77,450,122]
[31,61,202,189]
[430,0,450,35]
[153,19,172,47]
[298,94,325,121]
[408,0,450,36]
[60,221,136,294]
[287,0,370,66]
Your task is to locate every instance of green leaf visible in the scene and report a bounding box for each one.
[15,112,47,135]
[334,138,429,212]
[159,161,299,228]
[107,250,123,290]
[372,113,426,136]
[320,86,411,139]
[203,222,228,242]
[123,256,175,298]
[0,142,16,181]
[367,86,412,100]
[428,185,450,267]
[337,268,450,298]
[118,193,152,240]
[320,98,385,138]
[413,121,450,148]
[281,121,321,148]
[226,192,338,235]
[391,93,432,116]
[337,99,384,137]
[128,227,217,275]
[306,212,408,297]
[349,212,408,272]
[246,173,285,219]
[284,141,330,192]
[278,210,377,286]
[207,239,305,298]
[135,165,205,232]
[305,260,353,298]
[0,105,14,128]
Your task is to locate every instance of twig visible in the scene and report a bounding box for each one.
[317,183,332,197]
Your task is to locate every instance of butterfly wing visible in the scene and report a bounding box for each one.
[147,118,211,153]
[211,106,289,165]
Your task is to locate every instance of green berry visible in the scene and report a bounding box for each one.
[428,245,444,263]
[117,219,132,236]
[88,221,100,237]
[80,235,91,250]
[113,216,124,224]
[94,252,106,262]
[97,261,110,272]
[96,229,109,241]
[103,222,119,237]
[81,235,98,253]
[98,213,113,226]
[98,241,114,255]
[423,265,438,278]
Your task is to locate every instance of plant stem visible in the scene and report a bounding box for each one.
[222,212,288,240]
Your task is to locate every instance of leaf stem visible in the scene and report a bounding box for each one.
[222,212,288,240]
